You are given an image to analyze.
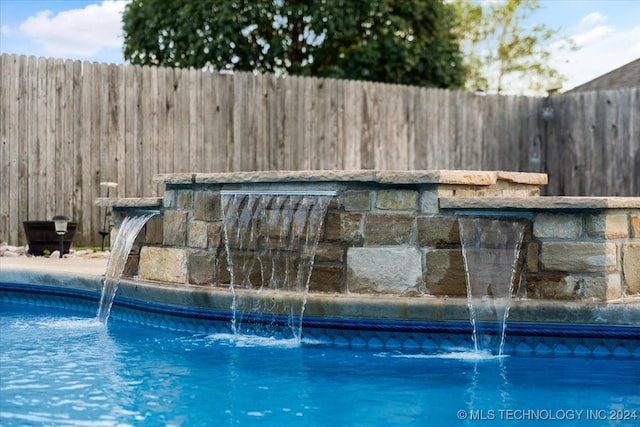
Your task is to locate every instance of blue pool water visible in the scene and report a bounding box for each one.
[1,304,639,427]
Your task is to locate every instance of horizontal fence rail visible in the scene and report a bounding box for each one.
[1,54,639,246]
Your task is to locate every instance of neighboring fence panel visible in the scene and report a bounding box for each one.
[545,88,640,196]
[1,54,638,246]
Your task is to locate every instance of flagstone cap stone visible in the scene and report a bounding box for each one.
[441,196,640,210]
[94,197,163,208]
[151,170,548,186]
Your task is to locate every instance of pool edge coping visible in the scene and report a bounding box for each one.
[2,266,639,329]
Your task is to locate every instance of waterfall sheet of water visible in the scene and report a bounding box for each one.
[96,213,156,324]
[458,217,525,355]
[221,193,331,342]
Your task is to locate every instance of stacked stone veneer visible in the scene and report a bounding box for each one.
[441,196,640,301]
[100,170,640,302]
[528,212,638,300]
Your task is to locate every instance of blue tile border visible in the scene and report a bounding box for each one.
[2,282,640,358]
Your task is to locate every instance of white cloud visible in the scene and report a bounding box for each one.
[570,25,613,46]
[580,12,606,26]
[18,1,129,57]
[1,24,11,36]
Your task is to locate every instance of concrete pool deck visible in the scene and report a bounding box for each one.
[0,255,109,277]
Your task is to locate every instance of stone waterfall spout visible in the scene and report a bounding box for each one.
[96,212,157,324]
[458,216,526,355]
[220,189,335,341]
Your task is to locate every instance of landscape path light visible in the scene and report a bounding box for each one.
[52,215,69,258]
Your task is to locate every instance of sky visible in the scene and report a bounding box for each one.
[0,0,639,93]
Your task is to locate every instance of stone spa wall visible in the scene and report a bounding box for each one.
[97,170,640,302]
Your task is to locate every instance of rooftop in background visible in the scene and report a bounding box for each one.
[568,58,640,92]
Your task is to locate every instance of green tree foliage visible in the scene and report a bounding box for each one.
[452,0,575,94]
[122,0,465,88]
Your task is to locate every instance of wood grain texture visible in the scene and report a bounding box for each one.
[1,54,638,245]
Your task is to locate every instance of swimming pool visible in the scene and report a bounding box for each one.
[2,296,639,426]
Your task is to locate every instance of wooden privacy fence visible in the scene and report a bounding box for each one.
[544,90,639,196]
[1,54,639,246]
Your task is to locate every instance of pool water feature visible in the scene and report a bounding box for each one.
[459,217,526,355]
[96,213,156,324]
[94,170,640,337]
[1,304,639,426]
[221,191,332,341]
